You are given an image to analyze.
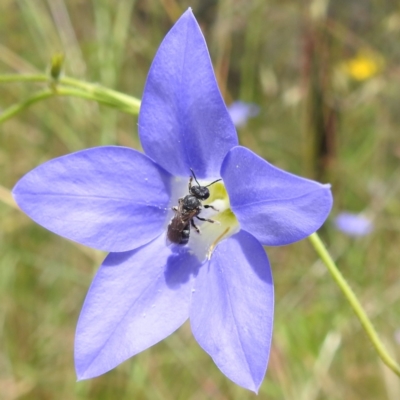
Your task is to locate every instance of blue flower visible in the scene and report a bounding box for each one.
[12,9,332,393]
[227,101,260,127]
[335,212,373,237]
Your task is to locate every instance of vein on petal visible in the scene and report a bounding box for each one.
[18,193,168,208]
[217,257,256,389]
[233,186,329,210]
[178,17,191,171]
[80,269,163,377]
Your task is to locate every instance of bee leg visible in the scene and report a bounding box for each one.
[196,216,220,225]
[191,219,201,234]
[172,198,184,211]
[204,204,219,212]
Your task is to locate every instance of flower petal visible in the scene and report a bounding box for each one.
[75,234,200,379]
[139,9,238,179]
[190,230,273,393]
[221,146,333,246]
[227,101,260,128]
[335,212,373,236]
[13,147,171,252]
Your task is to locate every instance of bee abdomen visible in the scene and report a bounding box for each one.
[179,223,190,245]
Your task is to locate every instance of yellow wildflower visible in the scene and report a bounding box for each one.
[342,51,383,81]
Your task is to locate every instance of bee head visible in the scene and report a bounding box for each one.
[190,185,210,200]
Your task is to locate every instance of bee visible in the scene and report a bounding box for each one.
[167,169,221,245]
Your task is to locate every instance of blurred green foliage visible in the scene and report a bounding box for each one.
[1,0,400,399]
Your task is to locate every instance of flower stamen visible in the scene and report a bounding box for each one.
[207,226,230,260]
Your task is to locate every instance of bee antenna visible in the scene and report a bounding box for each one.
[206,178,222,187]
[190,168,201,186]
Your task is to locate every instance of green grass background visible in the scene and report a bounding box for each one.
[1,0,400,399]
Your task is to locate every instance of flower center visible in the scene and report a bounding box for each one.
[199,181,240,260]
[168,177,240,261]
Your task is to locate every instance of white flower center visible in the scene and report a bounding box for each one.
[167,176,240,261]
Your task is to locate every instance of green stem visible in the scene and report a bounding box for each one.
[308,232,400,377]
[0,89,54,124]
[0,73,141,115]
[0,184,19,210]
[0,86,139,124]
[60,76,141,112]
[0,74,49,84]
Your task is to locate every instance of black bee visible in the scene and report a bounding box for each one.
[167,169,221,245]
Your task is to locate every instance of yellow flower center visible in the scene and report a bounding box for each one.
[200,181,240,260]
[168,177,240,261]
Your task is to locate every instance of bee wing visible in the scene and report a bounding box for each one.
[167,215,188,244]
[166,201,199,245]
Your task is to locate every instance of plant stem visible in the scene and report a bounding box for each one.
[0,73,141,115]
[0,86,139,124]
[0,184,18,210]
[59,76,141,113]
[0,74,49,83]
[0,89,54,124]
[308,232,400,377]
